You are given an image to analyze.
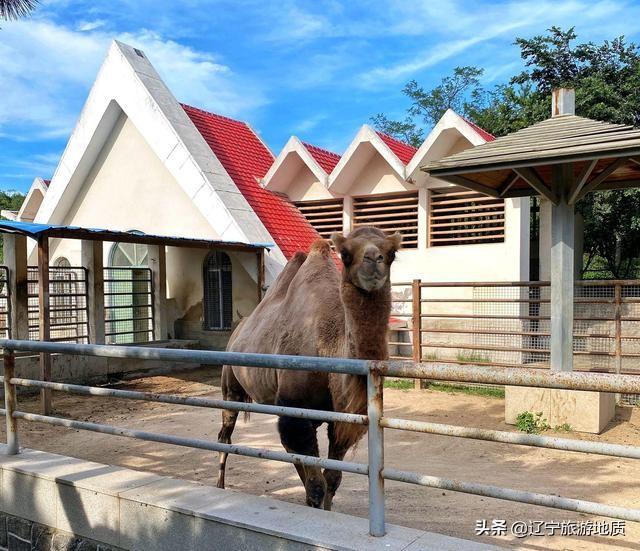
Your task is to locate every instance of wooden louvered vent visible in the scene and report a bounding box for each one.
[429,188,505,246]
[294,198,344,239]
[353,191,419,248]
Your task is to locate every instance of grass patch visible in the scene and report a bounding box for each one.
[553,423,573,432]
[384,378,414,390]
[456,352,491,364]
[426,382,505,399]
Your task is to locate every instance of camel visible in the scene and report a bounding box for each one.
[217,226,401,509]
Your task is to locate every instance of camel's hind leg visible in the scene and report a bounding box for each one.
[277,409,327,508]
[217,366,247,489]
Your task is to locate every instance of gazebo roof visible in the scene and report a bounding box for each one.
[422,114,640,204]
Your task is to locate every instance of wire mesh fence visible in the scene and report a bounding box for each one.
[389,280,640,403]
[27,266,89,343]
[104,267,154,344]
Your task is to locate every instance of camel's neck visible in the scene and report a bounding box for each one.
[341,281,391,360]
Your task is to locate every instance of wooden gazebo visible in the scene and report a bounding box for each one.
[422,89,640,372]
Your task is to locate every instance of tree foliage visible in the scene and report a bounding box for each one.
[0,0,38,20]
[372,27,640,278]
[0,191,25,261]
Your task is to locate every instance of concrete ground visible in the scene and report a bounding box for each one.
[3,367,640,550]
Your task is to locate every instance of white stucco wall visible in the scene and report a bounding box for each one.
[286,166,335,202]
[40,113,259,335]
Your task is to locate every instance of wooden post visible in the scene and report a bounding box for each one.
[412,279,422,389]
[257,249,265,302]
[81,240,105,344]
[3,235,29,339]
[38,236,51,414]
[3,348,18,454]
[148,245,167,341]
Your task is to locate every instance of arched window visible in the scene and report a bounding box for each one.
[203,251,232,330]
[109,242,149,267]
[54,257,71,267]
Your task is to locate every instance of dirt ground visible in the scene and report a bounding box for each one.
[4,368,640,550]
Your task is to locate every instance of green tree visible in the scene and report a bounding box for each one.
[0,0,38,20]
[372,27,640,278]
[0,191,25,261]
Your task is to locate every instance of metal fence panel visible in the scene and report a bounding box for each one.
[104,267,154,344]
[389,279,640,400]
[27,266,88,343]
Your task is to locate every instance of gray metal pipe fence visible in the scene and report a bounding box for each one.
[1,338,640,537]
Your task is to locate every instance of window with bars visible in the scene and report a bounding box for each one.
[203,251,233,330]
[352,191,419,248]
[429,188,505,246]
[294,198,344,239]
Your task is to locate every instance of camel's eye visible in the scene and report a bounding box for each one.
[341,250,353,267]
[387,250,396,263]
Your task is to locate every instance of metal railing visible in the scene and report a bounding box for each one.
[104,267,154,344]
[27,267,89,343]
[1,339,640,537]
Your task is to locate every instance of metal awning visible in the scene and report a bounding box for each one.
[0,220,273,253]
[422,114,640,205]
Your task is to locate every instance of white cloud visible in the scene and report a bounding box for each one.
[77,19,106,32]
[0,19,265,141]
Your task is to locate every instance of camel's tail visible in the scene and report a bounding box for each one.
[243,394,252,423]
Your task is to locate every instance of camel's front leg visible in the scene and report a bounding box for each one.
[322,421,365,510]
[277,413,327,508]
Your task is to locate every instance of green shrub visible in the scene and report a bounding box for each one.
[516,411,549,434]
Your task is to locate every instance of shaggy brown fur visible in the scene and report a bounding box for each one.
[217,226,401,509]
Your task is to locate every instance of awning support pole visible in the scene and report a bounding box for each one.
[37,235,52,413]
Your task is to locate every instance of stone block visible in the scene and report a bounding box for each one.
[56,485,119,546]
[505,386,616,434]
[31,524,54,551]
[0,470,57,527]
[7,533,30,551]
[119,500,195,551]
[6,516,31,540]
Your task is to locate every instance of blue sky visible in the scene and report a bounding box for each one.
[2,0,640,193]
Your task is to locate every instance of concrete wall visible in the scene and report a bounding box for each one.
[0,446,494,551]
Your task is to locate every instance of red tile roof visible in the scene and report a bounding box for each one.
[462,118,495,142]
[375,131,418,164]
[302,142,341,174]
[182,104,321,259]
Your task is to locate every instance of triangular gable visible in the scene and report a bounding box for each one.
[262,136,330,192]
[328,125,408,193]
[13,177,49,222]
[32,40,288,279]
[406,109,494,184]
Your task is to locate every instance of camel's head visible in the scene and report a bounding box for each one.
[331,227,402,292]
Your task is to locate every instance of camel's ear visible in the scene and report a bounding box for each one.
[387,232,402,251]
[331,232,346,251]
